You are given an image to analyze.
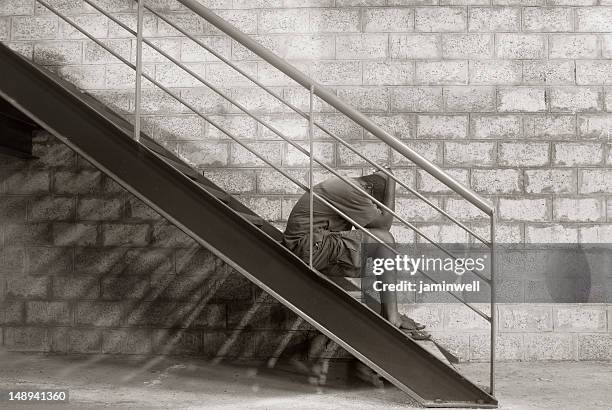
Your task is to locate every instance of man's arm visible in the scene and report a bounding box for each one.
[365,168,395,231]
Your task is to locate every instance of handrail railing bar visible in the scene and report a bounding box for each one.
[139,0,492,245]
[86,0,492,269]
[489,214,497,395]
[314,192,492,323]
[39,0,492,318]
[176,0,494,217]
[133,0,144,143]
[36,0,313,198]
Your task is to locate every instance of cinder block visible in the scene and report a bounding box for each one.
[499,142,549,166]
[52,276,99,300]
[336,34,388,59]
[391,87,443,112]
[579,224,612,243]
[259,9,309,34]
[102,223,150,247]
[523,60,575,85]
[338,141,390,166]
[0,17,10,41]
[202,169,257,194]
[604,35,612,58]
[229,142,282,167]
[180,36,230,63]
[553,197,605,222]
[68,329,102,353]
[524,115,576,140]
[469,60,522,85]
[554,305,607,332]
[309,61,362,86]
[337,87,389,112]
[31,140,74,167]
[77,198,123,221]
[12,16,58,40]
[446,198,489,221]
[4,327,49,352]
[367,114,415,140]
[470,115,522,139]
[498,304,553,332]
[363,7,413,32]
[444,86,496,112]
[498,87,546,112]
[105,63,155,89]
[151,224,197,248]
[124,197,162,221]
[236,196,281,221]
[576,61,612,85]
[154,329,203,356]
[523,7,573,32]
[0,300,24,325]
[234,35,335,61]
[525,169,576,194]
[578,114,612,139]
[496,34,546,59]
[102,275,150,300]
[102,329,152,355]
[60,14,108,39]
[4,170,50,194]
[579,169,612,193]
[395,197,442,222]
[178,142,229,168]
[416,61,468,85]
[550,87,603,112]
[0,197,28,222]
[426,332,470,362]
[550,34,599,59]
[390,34,440,59]
[214,10,258,34]
[524,333,574,361]
[0,0,35,15]
[415,223,469,244]
[470,333,523,361]
[468,7,521,32]
[553,142,604,166]
[525,224,578,243]
[472,169,522,194]
[499,198,549,221]
[578,334,612,360]
[363,61,414,85]
[415,7,467,32]
[442,34,493,59]
[230,87,286,114]
[576,7,612,32]
[5,276,50,299]
[444,142,495,166]
[417,115,467,139]
[311,8,361,33]
[54,170,103,195]
[53,222,98,246]
[417,168,469,193]
[1,247,25,274]
[444,304,491,331]
[26,247,72,274]
[255,169,303,195]
[3,223,52,246]
[26,301,72,326]
[284,142,335,167]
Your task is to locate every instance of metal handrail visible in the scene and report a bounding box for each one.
[142,2,490,247]
[176,0,494,217]
[84,0,491,285]
[34,0,496,395]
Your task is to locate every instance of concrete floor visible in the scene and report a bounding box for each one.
[0,351,610,409]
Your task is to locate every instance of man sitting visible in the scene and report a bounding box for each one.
[282,168,428,339]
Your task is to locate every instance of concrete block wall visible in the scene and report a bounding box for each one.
[1,0,611,361]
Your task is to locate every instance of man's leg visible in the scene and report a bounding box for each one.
[365,228,427,335]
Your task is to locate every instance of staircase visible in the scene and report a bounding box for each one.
[0,1,498,407]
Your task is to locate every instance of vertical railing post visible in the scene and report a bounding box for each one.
[134,0,145,143]
[308,85,315,269]
[489,213,496,395]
